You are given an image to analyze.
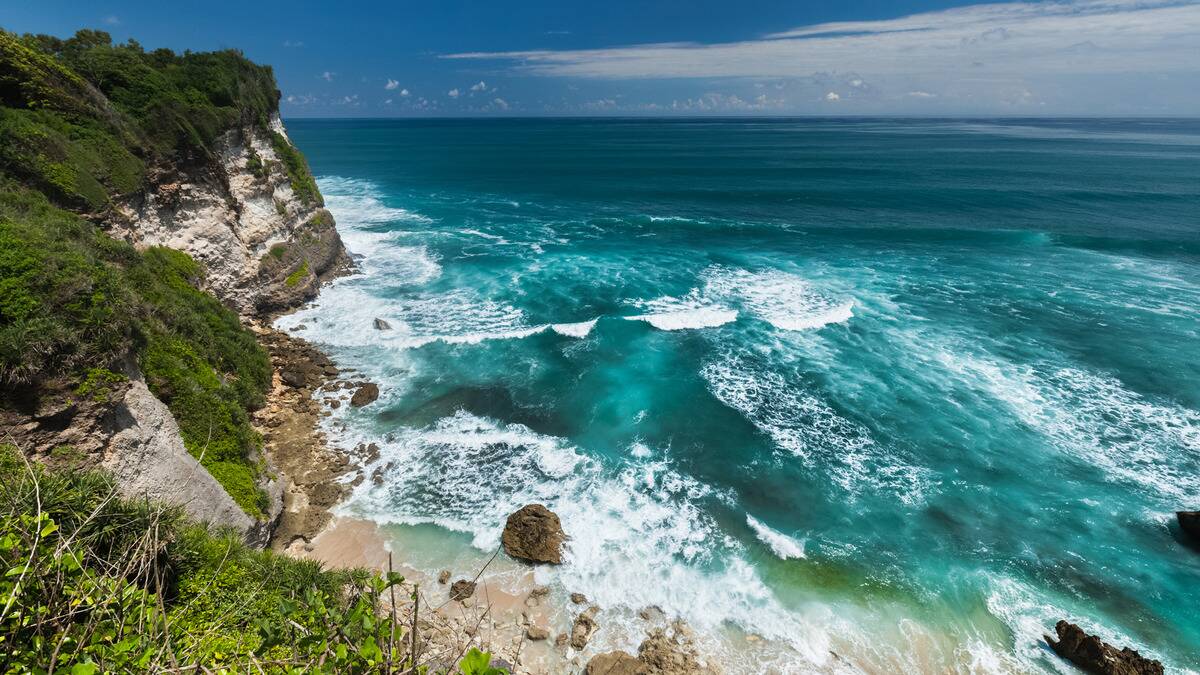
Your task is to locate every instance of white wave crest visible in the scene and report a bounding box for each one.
[746,515,806,560]
[552,319,598,338]
[704,267,855,331]
[625,293,738,331]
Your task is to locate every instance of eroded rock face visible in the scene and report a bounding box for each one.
[350,383,379,407]
[1178,511,1200,543]
[586,651,647,675]
[113,115,349,317]
[1045,621,1163,675]
[501,503,566,564]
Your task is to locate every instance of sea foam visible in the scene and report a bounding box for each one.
[746,515,806,560]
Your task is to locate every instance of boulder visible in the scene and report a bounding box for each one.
[373,317,391,330]
[586,651,647,675]
[525,625,550,641]
[1178,511,1200,543]
[1045,621,1163,675]
[350,383,379,407]
[437,569,451,584]
[449,579,476,602]
[570,605,599,650]
[280,367,309,389]
[570,592,588,605]
[501,504,566,564]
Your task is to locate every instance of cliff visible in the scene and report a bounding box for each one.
[0,28,346,543]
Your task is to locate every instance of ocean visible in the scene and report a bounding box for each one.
[276,118,1200,673]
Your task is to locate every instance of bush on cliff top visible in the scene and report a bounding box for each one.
[0,446,512,674]
[0,184,271,516]
[1,27,291,209]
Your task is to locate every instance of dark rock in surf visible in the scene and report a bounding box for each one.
[1178,511,1200,543]
[570,605,599,649]
[449,579,476,601]
[373,317,391,330]
[349,382,379,407]
[1045,620,1163,675]
[501,504,566,564]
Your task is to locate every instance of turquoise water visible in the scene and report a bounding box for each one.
[278,118,1200,673]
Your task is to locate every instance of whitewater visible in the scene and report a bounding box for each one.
[276,118,1200,673]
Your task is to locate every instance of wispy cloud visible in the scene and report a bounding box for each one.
[445,0,1200,81]
[320,71,335,82]
[447,88,460,98]
[283,40,304,48]
[385,78,401,90]
[103,15,120,26]
[470,80,488,92]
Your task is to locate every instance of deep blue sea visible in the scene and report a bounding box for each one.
[278,118,1200,673]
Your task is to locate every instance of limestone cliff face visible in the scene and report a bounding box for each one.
[112,114,348,315]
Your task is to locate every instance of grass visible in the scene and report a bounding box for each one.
[285,259,309,287]
[0,184,272,516]
[0,445,511,673]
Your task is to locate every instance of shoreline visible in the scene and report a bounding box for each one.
[250,310,580,672]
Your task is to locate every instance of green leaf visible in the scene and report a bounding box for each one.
[70,662,99,675]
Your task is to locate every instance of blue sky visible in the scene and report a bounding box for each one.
[6,0,1200,116]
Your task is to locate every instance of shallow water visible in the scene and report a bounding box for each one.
[278,118,1200,673]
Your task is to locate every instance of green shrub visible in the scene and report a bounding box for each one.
[0,448,510,673]
[271,130,322,206]
[74,367,126,403]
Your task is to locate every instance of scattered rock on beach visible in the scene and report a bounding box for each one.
[350,382,379,407]
[450,579,476,602]
[526,625,550,641]
[570,592,588,604]
[571,605,599,649]
[438,569,451,584]
[638,623,720,675]
[1045,620,1163,675]
[1178,511,1200,543]
[586,651,646,674]
[501,504,566,564]
[373,317,391,330]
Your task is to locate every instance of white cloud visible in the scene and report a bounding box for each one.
[400,88,410,97]
[492,97,510,110]
[103,15,120,26]
[385,79,400,90]
[283,40,304,48]
[470,80,488,92]
[320,71,335,82]
[907,90,937,98]
[448,88,460,98]
[825,91,841,101]
[442,0,1200,112]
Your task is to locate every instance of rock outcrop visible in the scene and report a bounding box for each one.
[586,651,647,675]
[1045,621,1163,675]
[571,605,600,650]
[584,623,720,675]
[350,383,380,407]
[501,503,566,564]
[450,579,476,602]
[373,318,392,330]
[1,365,274,544]
[1178,511,1200,543]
